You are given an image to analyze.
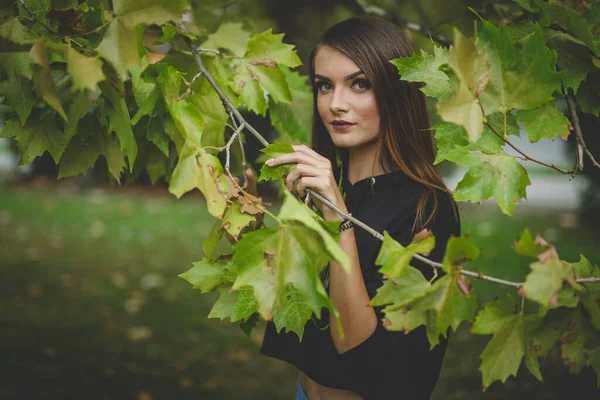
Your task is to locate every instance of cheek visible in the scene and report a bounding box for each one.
[357,95,380,129]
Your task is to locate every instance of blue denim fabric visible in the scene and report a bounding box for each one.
[296,378,309,400]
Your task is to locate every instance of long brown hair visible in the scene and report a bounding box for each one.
[309,16,456,231]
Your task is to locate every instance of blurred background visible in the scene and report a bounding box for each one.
[2,0,600,399]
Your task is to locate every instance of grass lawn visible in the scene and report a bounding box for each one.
[0,185,599,399]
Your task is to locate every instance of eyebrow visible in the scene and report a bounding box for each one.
[314,70,365,81]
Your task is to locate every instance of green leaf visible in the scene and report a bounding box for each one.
[203,218,225,260]
[106,99,137,171]
[587,347,600,387]
[576,71,600,116]
[244,28,302,68]
[231,60,267,116]
[258,142,294,181]
[471,294,516,335]
[208,287,239,321]
[375,230,435,279]
[0,18,36,55]
[0,116,66,164]
[479,314,525,389]
[269,67,312,145]
[569,255,600,329]
[131,86,160,125]
[513,227,549,257]
[391,45,456,100]
[0,76,36,125]
[232,218,334,332]
[383,272,477,346]
[437,28,489,142]
[200,56,240,108]
[370,266,431,309]
[169,150,232,218]
[252,63,292,103]
[146,145,167,184]
[512,0,539,12]
[64,91,95,141]
[520,259,571,306]
[66,47,105,91]
[179,258,235,293]
[516,101,571,142]
[441,146,530,215]
[550,35,595,93]
[479,23,562,116]
[442,235,481,273]
[278,190,350,271]
[272,286,313,341]
[57,134,104,178]
[560,308,599,373]
[190,90,228,148]
[235,287,259,321]
[145,117,170,157]
[532,308,570,357]
[29,39,67,120]
[96,0,187,77]
[201,22,251,57]
[221,202,256,240]
[533,0,596,53]
[103,136,127,182]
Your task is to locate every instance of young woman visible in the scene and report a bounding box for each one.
[257,16,460,399]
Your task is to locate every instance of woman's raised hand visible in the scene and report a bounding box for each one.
[264,145,347,221]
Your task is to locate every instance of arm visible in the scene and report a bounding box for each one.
[264,145,376,354]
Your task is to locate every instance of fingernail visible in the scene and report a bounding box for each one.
[265,158,274,165]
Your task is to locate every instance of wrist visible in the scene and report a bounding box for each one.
[323,208,347,222]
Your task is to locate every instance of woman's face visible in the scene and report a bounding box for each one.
[314,45,380,149]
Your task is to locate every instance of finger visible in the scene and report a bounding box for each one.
[292,144,329,164]
[266,152,329,169]
[245,168,258,195]
[285,164,327,191]
[296,176,328,198]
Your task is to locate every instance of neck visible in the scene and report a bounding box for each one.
[346,140,386,185]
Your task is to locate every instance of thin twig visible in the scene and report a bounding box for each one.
[237,132,247,170]
[180,31,598,288]
[225,124,245,171]
[306,189,523,287]
[177,71,203,101]
[476,97,574,174]
[17,0,109,39]
[181,31,270,148]
[198,48,221,55]
[566,90,600,170]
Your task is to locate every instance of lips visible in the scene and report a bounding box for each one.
[331,120,355,130]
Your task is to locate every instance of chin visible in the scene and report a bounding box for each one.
[330,133,378,150]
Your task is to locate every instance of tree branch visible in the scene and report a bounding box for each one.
[476,96,575,174]
[565,89,600,170]
[179,32,598,290]
[17,0,110,39]
[181,33,270,148]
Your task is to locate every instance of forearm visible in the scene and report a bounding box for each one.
[328,226,377,354]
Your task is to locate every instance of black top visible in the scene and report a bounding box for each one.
[259,169,461,399]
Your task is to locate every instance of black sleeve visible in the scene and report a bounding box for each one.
[336,191,460,399]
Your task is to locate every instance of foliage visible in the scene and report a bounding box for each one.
[1,0,600,390]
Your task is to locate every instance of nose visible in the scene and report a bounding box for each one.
[329,87,348,114]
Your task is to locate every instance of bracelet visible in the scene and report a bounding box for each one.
[339,214,354,232]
